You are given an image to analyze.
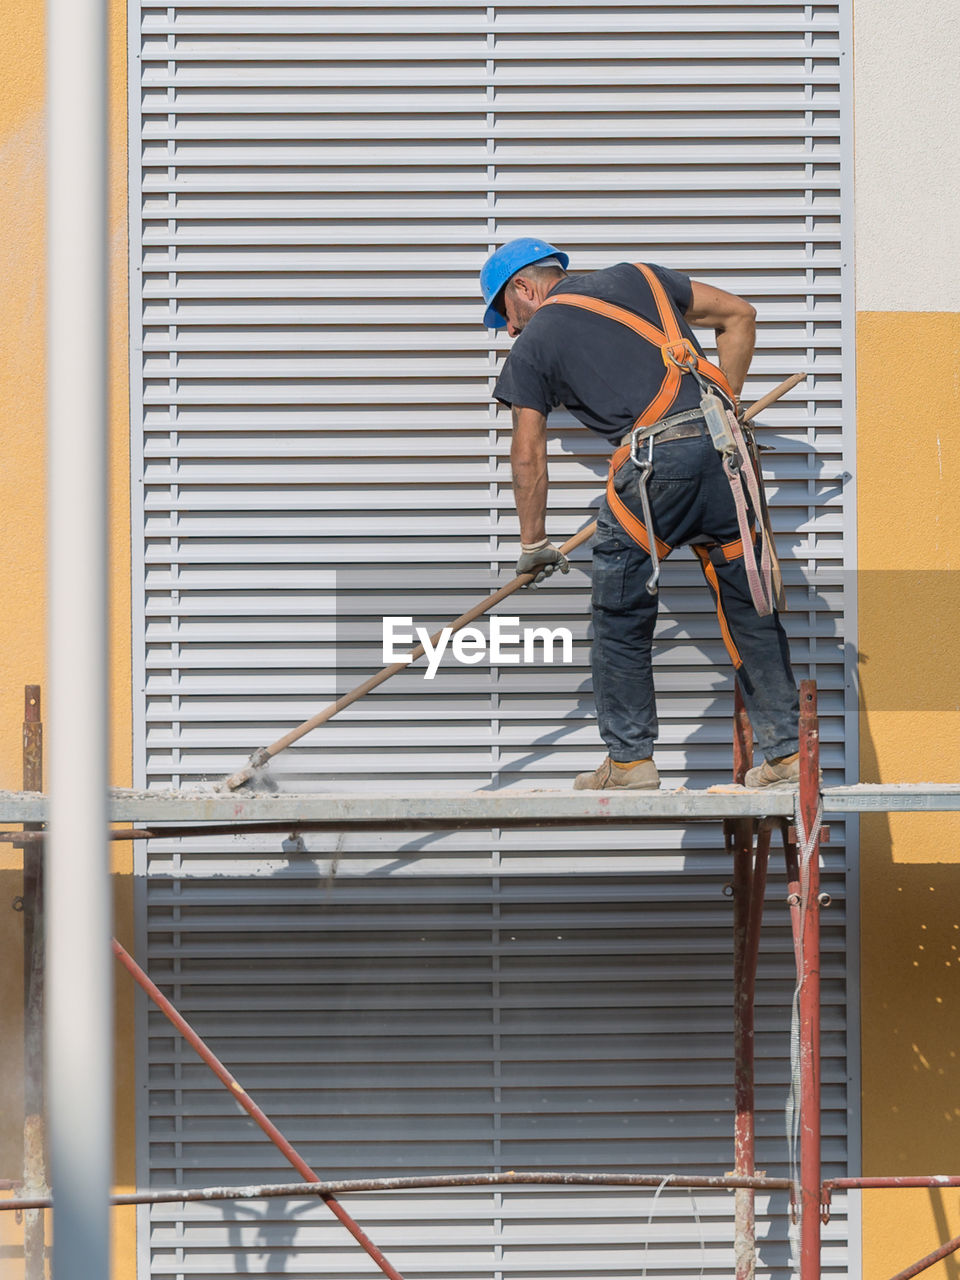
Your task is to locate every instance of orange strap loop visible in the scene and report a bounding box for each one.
[661,338,699,371]
[633,264,737,408]
[714,529,757,563]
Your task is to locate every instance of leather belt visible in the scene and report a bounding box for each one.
[619,407,706,448]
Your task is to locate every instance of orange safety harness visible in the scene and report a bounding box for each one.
[541,263,781,629]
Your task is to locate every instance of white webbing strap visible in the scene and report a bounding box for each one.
[639,1175,707,1280]
[722,409,775,617]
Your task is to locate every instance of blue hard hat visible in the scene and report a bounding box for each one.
[480,238,569,329]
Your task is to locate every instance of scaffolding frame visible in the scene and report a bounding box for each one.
[4,680,960,1280]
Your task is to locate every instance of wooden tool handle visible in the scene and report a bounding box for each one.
[224,523,599,787]
[742,371,804,421]
[224,372,804,788]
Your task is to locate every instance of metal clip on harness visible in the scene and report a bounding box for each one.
[629,432,660,595]
[627,344,718,599]
[664,345,738,455]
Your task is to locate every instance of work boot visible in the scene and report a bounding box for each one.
[744,751,800,789]
[573,756,659,791]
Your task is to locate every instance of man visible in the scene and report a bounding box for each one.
[480,238,799,790]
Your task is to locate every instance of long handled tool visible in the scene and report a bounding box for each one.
[223,372,803,791]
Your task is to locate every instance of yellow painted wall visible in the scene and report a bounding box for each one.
[858,313,960,1276]
[0,0,135,1276]
[854,0,960,1269]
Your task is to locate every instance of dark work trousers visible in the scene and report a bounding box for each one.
[591,425,799,763]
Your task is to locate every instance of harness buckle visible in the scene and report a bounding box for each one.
[661,338,699,371]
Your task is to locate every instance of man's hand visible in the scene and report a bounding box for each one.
[516,538,570,587]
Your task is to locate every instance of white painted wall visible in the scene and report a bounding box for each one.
[855,0,960,310]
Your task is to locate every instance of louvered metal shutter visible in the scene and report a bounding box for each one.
[131,2,856,1276]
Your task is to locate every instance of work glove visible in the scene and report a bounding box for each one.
[516,538,570,588]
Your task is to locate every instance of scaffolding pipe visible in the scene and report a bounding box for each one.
[111,940,406,1280]
[0,814,820,844]
[824,1177,960,1195]
[731,818,772,1280]
[22,688,46,1280]
[46,0,111,1277]
[730,684,759,1280]
[887,1232,960,1280]
[0,1169,797,1212]
[820,1176,960,1241]
[796,682,823,1280]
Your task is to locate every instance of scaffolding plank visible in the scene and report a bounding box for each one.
[2,783,960,827]
[0,787,795,824]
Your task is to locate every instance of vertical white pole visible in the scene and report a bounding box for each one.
[46,0,112,1276]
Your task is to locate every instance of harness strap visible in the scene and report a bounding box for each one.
[541,265,774,617]
[705,531,757,564]
[723,411,775,616]
[607,452,758,567]
[692,546,744,669]
[634,262,685,343]
[541,292,682,428]
[741,425,787,612]
[540,264,738,429]
[631,263,740,409]
[543,290,667,347]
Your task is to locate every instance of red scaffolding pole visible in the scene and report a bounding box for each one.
[728,678,824,1280]
[795,681,823,1280]
[4,681,825,1277]
[111,939,407,1280]
[729,685,769,1280]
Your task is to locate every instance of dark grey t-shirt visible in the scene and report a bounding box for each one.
[493,262,705,444]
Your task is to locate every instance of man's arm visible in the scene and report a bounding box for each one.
[685,280,757,398]
[510,404,549,544]
[508,403,569,584]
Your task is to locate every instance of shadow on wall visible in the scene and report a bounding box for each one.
[858,568,960,1277]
